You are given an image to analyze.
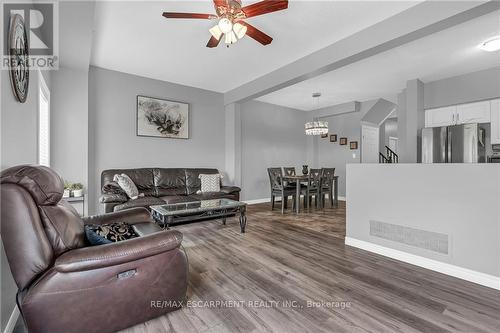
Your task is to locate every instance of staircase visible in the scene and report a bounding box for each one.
[379,146,399,163]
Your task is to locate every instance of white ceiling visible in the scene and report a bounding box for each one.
[90,0,419,93]
[257,10,500,110]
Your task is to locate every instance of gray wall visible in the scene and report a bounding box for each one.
[1,70,47,169]
[424,66,500,109]
[1,69,51,330]
[89,67,226,214]
[48,0,95,215]
[406,79,424,163]
[315,100,377,197]
[240,101,307,201]
[346,164,500,278]
[51,68,89,214]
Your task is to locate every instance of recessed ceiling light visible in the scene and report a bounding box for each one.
[479,35,500,52]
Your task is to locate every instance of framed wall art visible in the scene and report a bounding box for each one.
[330,134,337,142]
[350,141,358,150]
[136,95,189,139]
[339,137,348,145]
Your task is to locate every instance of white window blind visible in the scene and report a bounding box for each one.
[38,74,50,166]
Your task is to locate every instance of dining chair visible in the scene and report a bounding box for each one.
[267,168,296,214]
[320,168,336,208]
[300,168,322,209]
[283,167,296,188]
[283,167,296,176]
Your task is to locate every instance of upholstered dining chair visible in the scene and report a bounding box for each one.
[320,168,336,208]
[0,165,188,333]
[300,168,323,209]
[267,167,296,214]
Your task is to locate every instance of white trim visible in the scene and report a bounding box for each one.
[243,198,270,205]
[3,306,20,333]
[243,196,346,205]
[37,70,51,167]
[345,237,500,291]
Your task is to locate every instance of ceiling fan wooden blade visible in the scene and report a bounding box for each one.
[240,22,272,45]
[241,0,288,18]
[162,12,217,19]
[213,0,228,8]
[207,35,222,48]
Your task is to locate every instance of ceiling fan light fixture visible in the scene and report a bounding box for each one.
[209,25,223,40]
[233,22,247,39]
[162,0,289,48]
[224,31,238,44]
[218,18,233,34]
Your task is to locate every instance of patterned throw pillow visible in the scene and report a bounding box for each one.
[198,174,221,193]
[85,222,138,246]
[113,173,142,199]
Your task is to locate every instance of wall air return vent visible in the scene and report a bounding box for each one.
[370,220,449,255]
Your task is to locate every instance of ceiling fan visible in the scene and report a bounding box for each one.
[162,0,288,48]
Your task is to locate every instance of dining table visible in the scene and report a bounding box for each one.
[282,174,339,214]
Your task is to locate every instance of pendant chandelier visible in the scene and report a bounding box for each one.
[305,92,328,136]
[305,121,328,135]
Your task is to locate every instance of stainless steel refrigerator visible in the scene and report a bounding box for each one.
[421,124,486,163]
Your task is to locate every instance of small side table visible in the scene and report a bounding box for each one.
[65,196,85,216]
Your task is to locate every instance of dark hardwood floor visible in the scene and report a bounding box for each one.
[123,201,500,333]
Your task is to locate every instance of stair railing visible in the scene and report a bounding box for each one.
[379,153,390,163]
[385,146,398,163]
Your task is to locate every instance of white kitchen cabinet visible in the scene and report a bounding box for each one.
[425,100,493,128]
[425,106,456,127]
[491,99,500,144]
[456,101,491,124]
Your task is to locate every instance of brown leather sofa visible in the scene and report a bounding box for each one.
[0,165,188,333]
[100,168,241,213]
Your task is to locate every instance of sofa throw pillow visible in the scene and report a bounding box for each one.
[113,174,143,199]
[85,222,138,246]
[102,181,126,195]
[198,174,221,193]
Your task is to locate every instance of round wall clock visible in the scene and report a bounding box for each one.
[8,14,29,103]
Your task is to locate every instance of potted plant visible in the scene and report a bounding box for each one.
[63,181,71,198]
[72,183,84,197]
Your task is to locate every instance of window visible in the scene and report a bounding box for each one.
[38,72,50,166]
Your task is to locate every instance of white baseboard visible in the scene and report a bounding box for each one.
[345,237,500,291]
[244,196,346,205]
[243,198,270,205]
[3,306,20,333]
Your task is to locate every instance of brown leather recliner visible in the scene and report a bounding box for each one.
[0,165,188,333]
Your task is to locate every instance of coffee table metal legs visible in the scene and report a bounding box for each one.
[166,216,174,230]
[239,206,247,233]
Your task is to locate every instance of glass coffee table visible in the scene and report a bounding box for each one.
[150,198,247,233]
